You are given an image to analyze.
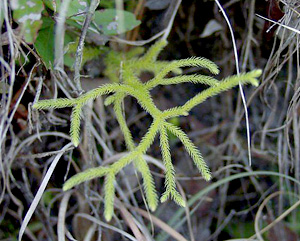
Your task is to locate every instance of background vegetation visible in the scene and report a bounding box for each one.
[1,0,300,240]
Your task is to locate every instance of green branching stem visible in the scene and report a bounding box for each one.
[146,74,219,89]
[34,84,123,109]
[113,93,135,150]
[181,70,261,113]
[131,85,161,117]
[107,119,160,175]
[145,57,219,89]
[34,39,262,221]
[125,47,144,59]
[113,93,158,210]
[160,70,262,119]
[135,118,161,154]
[138,40,168,64]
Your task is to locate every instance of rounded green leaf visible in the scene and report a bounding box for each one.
[64,0,88,20]
[34,19,55,69]
[93,9,141,35]
[43,0,88,19]
[12,0,44,43]
[34,18,73,69]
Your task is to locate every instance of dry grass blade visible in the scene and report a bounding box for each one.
[116,198,147,241]
[253,191,300,241]
[177,182,194,241]
[75,213,138,241]
[18,143,74,241]
[158,171,300,240]
[256,14,300,35]
[215,0,253,166]
[132,206,188,241]
[57,191,73,241]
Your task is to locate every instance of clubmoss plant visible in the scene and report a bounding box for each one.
[33,40,261,221]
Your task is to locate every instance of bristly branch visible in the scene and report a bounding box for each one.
[146,74,219,89]
[146,57,219,89]
[63,166,109,191]
[34,39,261,220]
[165,122,211,181]
[104,171,116,221]
[113,94,158,210]
[33,98,75,109]
[70,103,83,147]
[181,70,261,113]
[139,40,168,64]
[160,125,185,206]
[135,155,158,211]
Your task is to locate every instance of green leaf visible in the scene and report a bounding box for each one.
[34,18,72,69]
[99,0,115,8]
[12,0,44,44]
[43,0,88,19]
[42,0,55,11]
[93,9,141,35]
[34,19,54,69]
[64,0,89,20]
[42,0,60,11]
